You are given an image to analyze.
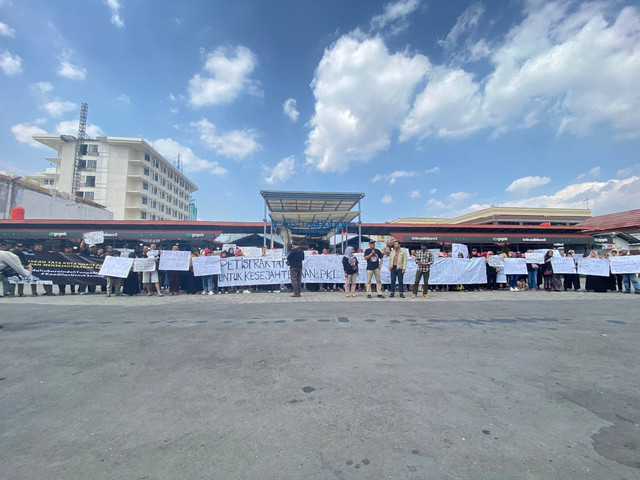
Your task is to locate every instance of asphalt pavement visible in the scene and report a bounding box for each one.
[1,290,638,479]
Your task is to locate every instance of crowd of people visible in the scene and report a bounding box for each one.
[1,239,639,298]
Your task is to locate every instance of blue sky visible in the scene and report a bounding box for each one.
[1,0,639,222]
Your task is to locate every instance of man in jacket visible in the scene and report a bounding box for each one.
[388,241,407,298]
[286,242,305,297]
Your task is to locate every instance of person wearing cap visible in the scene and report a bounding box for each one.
[364,240,385,298]
[286,242,304,297]
[201,248,216,295]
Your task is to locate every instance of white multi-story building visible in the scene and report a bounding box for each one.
[30,135,198,221]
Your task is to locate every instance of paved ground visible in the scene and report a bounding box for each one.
[1,290,638,479]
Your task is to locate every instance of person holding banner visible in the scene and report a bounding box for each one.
[584,250,607,293]
[542,250,558,291]
[168,245,182,295]
[0,250,33,297]
[122,252,140,296]
[105,250,124,297]
[143,244,163,297]
[200,249,216,295]
[388,241,407,298]
[364,240,384,299]
[342,246,359,298]
[563,251,580,291]
[412,243,434,298]
[619,249,640,294]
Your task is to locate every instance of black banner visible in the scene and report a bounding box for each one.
[27,252,106,285]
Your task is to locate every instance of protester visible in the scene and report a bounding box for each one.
[122,252,140,296]
[525,249,539,291]
[105,250,124,297]
[201,249,216,295]
[286,242,304,297]
[563,251,580,291]
[342,246,359,298]
[585,250,607,292]
[144,244,163,296]
[168,245,182,295]
[412,242,434,298]
[619,249,640,294]
[364,240,384,299]
[0,250,33,297]
[387,241,407,298]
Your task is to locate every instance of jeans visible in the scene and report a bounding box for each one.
[290,268,302,294]
[527,270,538,290]
[508,275,518,289]
[1,274,9,295]
[413,270,430,295]
[389,266,404,294]
[202,275,213,292]
[622,273,640,293]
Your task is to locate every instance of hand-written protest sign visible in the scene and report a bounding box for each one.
[503,258,527,275]
[610,255,640,274]
[83,231,104,245]
[525,252,545,264]
[452,243,468,259]
[192,256,222,276]
[265,249,283,261]
[222,244,237,253]
[159,250,191,271]
[99,256,134,278]
[577,258,610,277]
[488,255,504,267]
[133,258,157,272]
[242,247,263,258]
[551,257,576,274]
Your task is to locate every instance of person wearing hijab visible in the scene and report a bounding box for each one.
[342,246,359,298]
[585,250,607,292]
[542,250,555,291]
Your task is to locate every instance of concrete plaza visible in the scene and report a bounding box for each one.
[1,290,638,479]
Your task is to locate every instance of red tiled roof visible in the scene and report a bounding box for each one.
[577,209,640,233]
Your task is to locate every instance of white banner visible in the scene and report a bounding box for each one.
[217,255,489,287]
[577,258,610,277]
[242,247,263,258]
[503,258,527,275]
[551,257,576,274]
[115,248,134,258]
[159,250,191,271]
[83,231,104,245]
[452,243,469,259]
[133,257,157,272]
[265,249,284,261]
[99,256,134,278]
[488,255,504,267]
[609,255,640,274]
[222,244,237,253]
[192,256,222,276]
[525,252,545,264]
[7,275,53,285]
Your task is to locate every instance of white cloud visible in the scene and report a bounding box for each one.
[0,21,15,37]
[371,0,421,31]
[438,2,485,50]
[372,170,416,184]
[192,118,261,159]
[505,175,551,194]
[448,191,470,201]
[402,2,640,141]
[381,194,393,204]
[118,94,131,104]
[264,156,295,185]
[501,176,640,215]
[283,98,299,122]
[43,100,77,118]
[305,33,430,172]
[187,46,261,107]
[576,166,600,181]
[409,189,420,198]
[401,67,485,140]
[616,163,640,177]
[54,120,104,137]
[106,0,125,28]
[426,198,446,209]
[58,60,86,80]
[30,81,54,95]
[11,123,47,148]
[429,188,437,194]
[153,137,227,175]
[0,50,22,76]
[425,166,440,174]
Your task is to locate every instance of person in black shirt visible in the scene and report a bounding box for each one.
[364,240,384,298]
[286,242,305,297]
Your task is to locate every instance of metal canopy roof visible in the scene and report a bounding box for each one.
[261,190,364,213]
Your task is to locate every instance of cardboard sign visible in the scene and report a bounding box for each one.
[192,256,222,276]
[83,231,104,245]
[133,258,157,272]
[158,250,191,271]
[99,256,134,278]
